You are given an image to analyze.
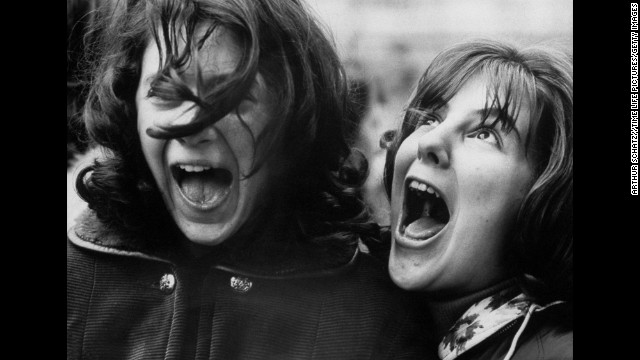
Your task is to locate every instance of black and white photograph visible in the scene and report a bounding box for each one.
[67,0,574,358]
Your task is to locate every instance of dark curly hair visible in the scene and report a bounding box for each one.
[76,0,378,261]
[381,39,573,305]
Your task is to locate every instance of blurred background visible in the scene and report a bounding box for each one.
[67,0,573,228]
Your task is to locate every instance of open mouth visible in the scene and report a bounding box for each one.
[400,179,450,240]
[171,164,233,208]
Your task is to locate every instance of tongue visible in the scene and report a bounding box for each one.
[180,172,228,204]
[404,217,446,239]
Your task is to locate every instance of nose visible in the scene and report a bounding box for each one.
[169,105,222,147]
[177,124,220,147]
[416,126,451,168]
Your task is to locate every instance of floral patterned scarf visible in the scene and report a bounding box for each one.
[438,287,561,360]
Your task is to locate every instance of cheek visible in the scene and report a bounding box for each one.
[216,112,272,173]
[392,139,418,187]
[136,112,167,180]
[454,166,530,246]
[459,156,531,205]
[225,129,255,175]
[390,148,413,214]
[139,137,167,189]
[138,119,156,158]
[140,136,162,161]
[136,102,157,150]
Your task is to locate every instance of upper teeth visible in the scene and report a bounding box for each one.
[409,180,440,198]
[179,164,211,172]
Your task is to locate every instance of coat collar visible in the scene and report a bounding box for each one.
[68,210,177,264]
[438,287,562,360]
[68,210,362,279]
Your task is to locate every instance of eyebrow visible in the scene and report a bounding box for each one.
[143,70,234,90]
[472,108,522,142]
[407,103,447,119]
[181,69,231,83]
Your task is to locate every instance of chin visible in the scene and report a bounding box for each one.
[177,220,236,246]
[388,257,428,291]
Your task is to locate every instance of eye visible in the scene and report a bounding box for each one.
[469,127,501,147]
[146,87,182,109]
[423,117,439,127]
[417,114,441,128]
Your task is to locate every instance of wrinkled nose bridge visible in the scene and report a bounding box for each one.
[179,124,220,146]
[416,123,451,167]
[173,105,220,146]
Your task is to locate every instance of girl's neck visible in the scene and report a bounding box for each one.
[425,278,518,340]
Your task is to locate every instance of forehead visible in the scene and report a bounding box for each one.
[448,75,533,136]
[446,76,491,110]
[141,26,241,76]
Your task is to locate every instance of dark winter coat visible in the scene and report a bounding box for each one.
[67,211,435,360]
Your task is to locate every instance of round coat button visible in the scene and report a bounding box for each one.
[230,276,252,293]
[159,273,176,293]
